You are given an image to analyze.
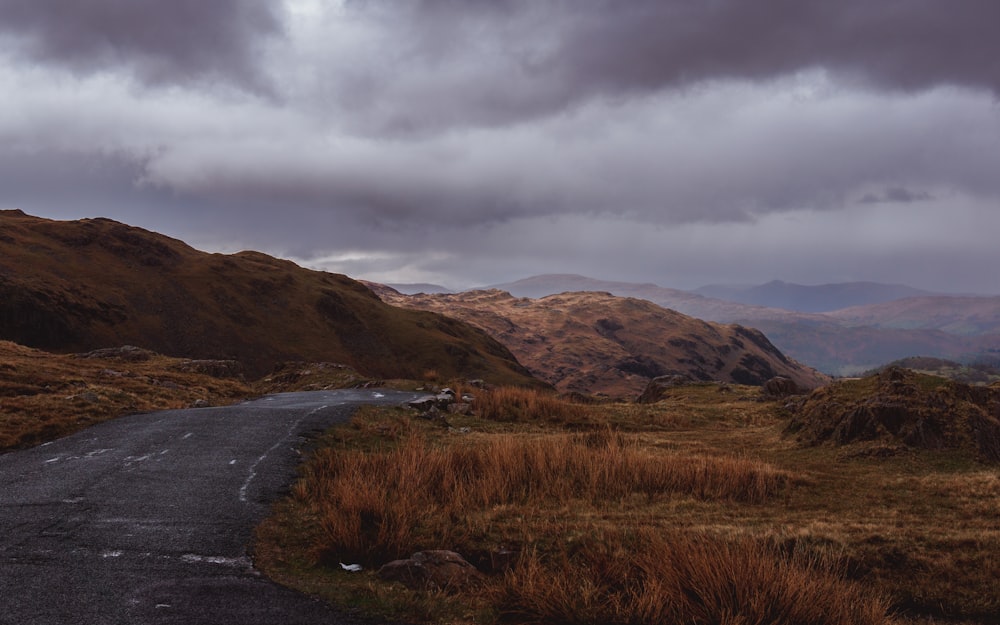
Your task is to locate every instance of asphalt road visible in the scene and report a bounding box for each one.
[0,389,425,625]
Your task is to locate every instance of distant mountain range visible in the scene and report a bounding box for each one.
[693,280,933,313]
[371,285,828,397]
[0,210,538,385]
[486,275,1000,375]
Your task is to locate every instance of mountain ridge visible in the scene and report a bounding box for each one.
[483,274,1000,375]
[0,211,539,385]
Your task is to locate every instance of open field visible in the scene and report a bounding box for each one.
[254,384,1000,624]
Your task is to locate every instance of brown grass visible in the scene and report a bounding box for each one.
[0,340,251,450]
[472,386,581,422]
[496,530,895,625]
[291,429,795,566]
[256,383,998,624]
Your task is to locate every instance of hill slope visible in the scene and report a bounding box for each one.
[0,210,538,385]
[371,286,828,397]
[829,295,1000,335]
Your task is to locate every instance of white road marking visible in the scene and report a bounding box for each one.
[122,455,151,467]
[182,432,193,440]
[229,459,237,465]
[238,404,329,503]
[180,554,252,568]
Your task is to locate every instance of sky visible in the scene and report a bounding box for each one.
[2,0,999,294]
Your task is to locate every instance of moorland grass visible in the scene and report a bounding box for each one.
[254,384,920,625]
[292,428,796,566]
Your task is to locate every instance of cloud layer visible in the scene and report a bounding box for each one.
[2,0,998,293]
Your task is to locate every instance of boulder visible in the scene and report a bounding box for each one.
[762,376,802,398]
[636,373,696,403]
[377,550,484,591]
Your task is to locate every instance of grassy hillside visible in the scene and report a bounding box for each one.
[0,340,252,450]
[0,210,538,386]
[371,286,828,398]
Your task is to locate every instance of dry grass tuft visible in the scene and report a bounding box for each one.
[495,530,897,625]
[292,431,795,566]
[472,386,581,422]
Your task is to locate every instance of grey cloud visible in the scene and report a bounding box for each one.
[859,187,935,205]
[0,0,282,90]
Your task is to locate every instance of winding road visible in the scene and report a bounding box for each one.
[0,389,425,625]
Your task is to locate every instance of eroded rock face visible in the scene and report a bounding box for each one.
[169,359,244,379]
[377,550,484,591]
[77,345,155,362]
[786,367,1000,463]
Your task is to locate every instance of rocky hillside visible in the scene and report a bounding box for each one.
[371,286,828,398]
[0,211,538,385]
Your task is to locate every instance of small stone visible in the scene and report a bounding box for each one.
[378,550,484,591]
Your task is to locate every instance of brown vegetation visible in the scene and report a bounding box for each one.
[288,427,794,567]
[0,340,251,450]
[258,383,1000,624]
[496,531,894,625]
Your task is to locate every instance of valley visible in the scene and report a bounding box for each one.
[2,212,999,625]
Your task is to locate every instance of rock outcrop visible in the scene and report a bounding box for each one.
[786,367,1000,463]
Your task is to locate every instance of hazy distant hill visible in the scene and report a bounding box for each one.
[0,210,538,385]
[695,280,933,313]
[487,274,797,323]
[372,285,829,398]
[829,296,1000,335]
[484,274,1000,376]
[386,283,453,295]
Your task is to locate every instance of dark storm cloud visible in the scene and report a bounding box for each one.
[0,0,281,89]
[550,0,1000,95]
[328,0,1000,133]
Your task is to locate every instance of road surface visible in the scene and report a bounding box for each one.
[0,389,425,625]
